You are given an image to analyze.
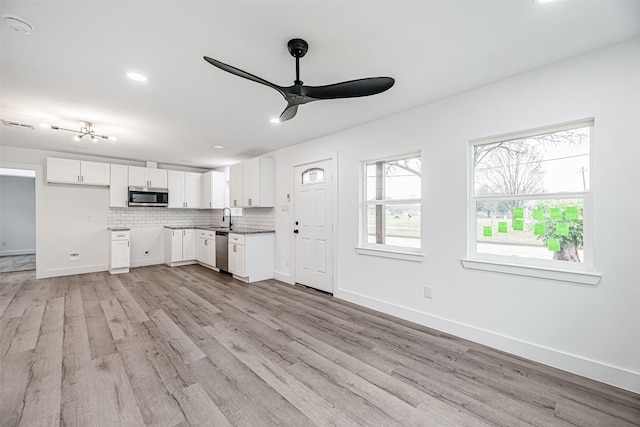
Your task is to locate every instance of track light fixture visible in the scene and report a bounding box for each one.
[43,120,115,142]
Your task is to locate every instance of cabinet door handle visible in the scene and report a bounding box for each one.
[248,198,252,206]
[127,241,130,247]
[204,240,208,246]
[233,244,237,252]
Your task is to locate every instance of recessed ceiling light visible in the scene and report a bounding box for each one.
[270,118,281,124]
[213,145,225,149]
[126,72,147,82]
[2,14,34,35]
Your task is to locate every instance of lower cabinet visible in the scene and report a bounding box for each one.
[165,228,196,267]
[228,233,274,283]
[196,230,216,268]
[109,230,130,274]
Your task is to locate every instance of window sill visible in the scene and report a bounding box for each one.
[355,246,424,262]
[460,258,601,286]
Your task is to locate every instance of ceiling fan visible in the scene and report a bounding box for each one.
[204,38,395,122]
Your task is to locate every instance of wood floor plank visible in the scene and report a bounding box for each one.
[17,296,65,427]
[101,297,135,340]
[0,350,34,426]
[116,334,187,426]
[65,353,145,426]
[148,308,206,363]
[1,266,638,427]
[0,275,24,318]
[80,282,117,360]
[203,321,356,426]
[172,382,233,427]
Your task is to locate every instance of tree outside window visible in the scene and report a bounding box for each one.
[471,122,591,264]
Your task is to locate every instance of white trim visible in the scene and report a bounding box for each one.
[469,117,595,145]
[39,263,108,279]
[334,288,639,394]
[355,246,424,262]
[460,258,601,285]
[273,270,294,285]
[0,249,36,256]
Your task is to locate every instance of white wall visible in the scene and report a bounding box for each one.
[270,39,640,392]
[0,175,36,256]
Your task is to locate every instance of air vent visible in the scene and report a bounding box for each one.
[1,119,34,130]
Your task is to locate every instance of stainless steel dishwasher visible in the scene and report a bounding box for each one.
[215,230,229,272]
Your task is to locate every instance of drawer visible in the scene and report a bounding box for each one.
[111,230,130,240]
[229,233,245,245]
[198,230,216,239]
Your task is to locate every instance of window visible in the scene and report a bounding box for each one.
[468,120,592,271]
[362,154,421,252]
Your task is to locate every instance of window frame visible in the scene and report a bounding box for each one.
[465,119,599,283]
[358,152,423,260]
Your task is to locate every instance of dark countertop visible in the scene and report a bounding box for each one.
[108,227,130,231]
[164,225,274,235]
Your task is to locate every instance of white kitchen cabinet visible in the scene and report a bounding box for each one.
[168,170,202,208]
[109,229,130,274]
[47,157,110,186]
[109,164,129,207]
[165,228,196,267]
[202,171,226,209]
[196,230,216,268]
[229,163,244,208]
[228,232,274,283]
[128,166,168,188]
[228,157,274,207]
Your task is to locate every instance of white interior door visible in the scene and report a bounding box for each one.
[294,159,333,293]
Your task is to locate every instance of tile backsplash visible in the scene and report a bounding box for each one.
[107,207,274,230]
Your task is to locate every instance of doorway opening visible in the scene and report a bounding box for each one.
[0,168,36,273]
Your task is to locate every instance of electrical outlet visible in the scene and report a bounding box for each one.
[424,285,432,299]
[69,252,80,262]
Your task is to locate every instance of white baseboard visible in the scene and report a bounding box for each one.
[131,257,164,268]
[273,270,294,285]
[334,288,640,394]
[0,249,36,256]
[39,263,108,279]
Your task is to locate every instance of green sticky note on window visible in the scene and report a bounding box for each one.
[550,207,562,220]
[547,238,561,252]
[533,209,544,221]
[513,219,524,231]
[565,206,579,220]
[483,226,492,237]
[498,222,508,233]
[534,223,545,236]
[556,222,569,236]
[513,207,524,219]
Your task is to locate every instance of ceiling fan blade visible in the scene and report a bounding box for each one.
[301,77,395,100]
[204,56,285,97]
[279,104,298,122]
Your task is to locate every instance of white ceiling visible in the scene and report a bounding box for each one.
[1,1,639,169]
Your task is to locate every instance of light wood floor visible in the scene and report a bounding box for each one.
[1,265,638,426]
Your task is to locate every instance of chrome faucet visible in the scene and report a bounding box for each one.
[222,207,233,230]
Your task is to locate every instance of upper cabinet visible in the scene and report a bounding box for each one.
[229,157,274,208]
[128,166,167,188]
[109,164,129,207]
[202,171,226,209]
[47,157,110,186]
[229,163,244,208]
[168,170,202,209]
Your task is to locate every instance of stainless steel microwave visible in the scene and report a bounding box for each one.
[128,187,169,207]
